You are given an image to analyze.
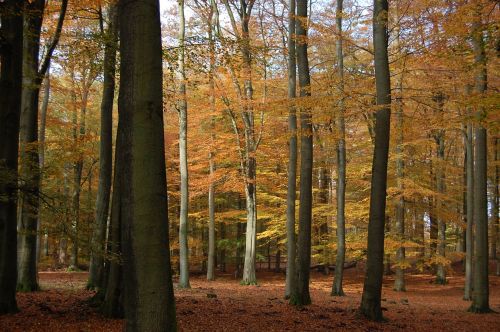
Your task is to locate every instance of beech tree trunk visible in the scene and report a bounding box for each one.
[89,4,118,291]
[118,0,177,329]
[492,137,499,276]
[291,0,313,306]
[285,0,297,299]
[434,93,446,285]
[17,0,45,292]
[207,0,217,281]
[0,0,23,314]
[393,6,405,292]
[464,116,474,300]
[469,5,490,313]
[359,0,391,321]
[177,0,190,289]
[332,0,346,297]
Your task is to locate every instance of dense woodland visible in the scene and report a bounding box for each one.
[0,0,499,331]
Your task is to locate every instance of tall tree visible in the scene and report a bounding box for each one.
[359,0,391,321]
[88,3,119,291]
[464,90,474,300]
[285,0,297,299]
[0,0,23,314]
[118,0,177,329]
[291,0,313,306]
[332,0,346,297]
[434,93,446,285]
[17,0,68,291]
[469,2,490,313]
[393,3,405,292]
[220,0,259,285]
[206,0,217,282]
[177,0,190,289]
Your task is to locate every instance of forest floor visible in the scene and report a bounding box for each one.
[1,264,499,331]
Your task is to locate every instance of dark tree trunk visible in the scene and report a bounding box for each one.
[469,5,490,313]
[88,3,118,291]
[464,119,474,300]
[0,0,23,314]
[17,0,45,292]
[291,0,313,306]
[332,0,346,297]
[118,0,177,329]
[285,0,298,299]
[359,0,391,321]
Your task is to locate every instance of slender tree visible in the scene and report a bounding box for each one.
[177,0,190,289]
[332,0,346,297]
[88,3,119,291]
[118,0,177,329]
[0,0,23,314]
[285,0,297,299]
[207,0,218,282]
[469,2,490,313]
[464,93,474,300]
[291,0,313,306]
[359,0,391,321]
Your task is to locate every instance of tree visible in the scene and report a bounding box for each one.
[469,2,490,313]
[88,2,119,291]
[0,0,23,314]
[291,0,313,306]
[359,0,391,321]
[118,0,177,329]
[285,0,297,299]
[177,0,190,289]
[17,0,68,292]
[332,0,346,297]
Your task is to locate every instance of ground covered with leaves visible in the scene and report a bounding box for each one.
[1,266,499,331]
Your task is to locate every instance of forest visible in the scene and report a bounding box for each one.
[0,0,499,331]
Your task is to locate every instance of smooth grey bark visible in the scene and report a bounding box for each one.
[290,0,313,306]
[393,9,405,292]
[492,137,499,276]
[332,0,346,297]
[464,110,474,300]
[285,0,297,299]
[38,71,50,261]
[88,4,118,291]
[17,0,68,292]
[0,0,23,314]
[118,0,177,330]
[469,5,490,313]
[177,0,190,289]
[206,0,217,282]
[359,0,391,321]
[433,93,446,285]
[17,0,45,292]
[101,126,124,318]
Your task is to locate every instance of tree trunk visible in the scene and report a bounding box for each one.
[393,5,405,292]
[434,93,446,285]
[38,71,50,261]
[207,0,217,281]
[464,118,474,300]
[285,0,297,299]
[291,0,313,306]
[0,0,23,314]
[332,0,346,297]
[359,0,391,321]
[469,6,490,313]
[118,0,177,329]
[89,3,118,291]
[177,0,190,289]
[492,137,499,276]
[101,127,124,318]
[17,0,45,292]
